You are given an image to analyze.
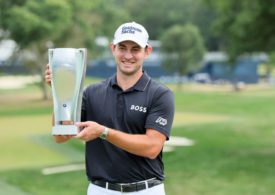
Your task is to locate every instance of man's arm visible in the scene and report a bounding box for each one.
[75,121,166,159]
[107,128,166,159]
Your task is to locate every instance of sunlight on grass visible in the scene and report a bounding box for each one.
[0,180,31,195]
[166,82,275,96]
[0,115,69,170]
[173,112,230,127]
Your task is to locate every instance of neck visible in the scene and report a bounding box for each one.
[117,71,143,91]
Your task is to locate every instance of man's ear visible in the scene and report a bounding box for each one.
[109,43,116,55]
[145,45,153,58]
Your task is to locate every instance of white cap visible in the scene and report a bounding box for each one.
[113,22,149,48]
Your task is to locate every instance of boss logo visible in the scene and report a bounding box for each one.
[156,117,167,126]
[130,105,147,113]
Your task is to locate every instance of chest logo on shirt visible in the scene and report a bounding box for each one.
[156,117,167,126]
[130,105,147,113]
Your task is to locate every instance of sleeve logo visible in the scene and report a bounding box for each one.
[155,117,167,126]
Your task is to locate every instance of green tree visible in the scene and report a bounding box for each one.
[122,0,219,50]
[265,51,275,81]
[208,0,275,59]
[0,0,114,99]
[204,0,275,87]
[0,0,73,99]
[161,24,205,89]
[56,0,129,56]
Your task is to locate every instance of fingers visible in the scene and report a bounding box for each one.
[44,64,52,86]
[74,122,89,140]
[54,135,74,143]
[74,121,101,142]
[45,74,52,85]
[75,121,90,128]
[56,135,74,138]
[74,129,85,139]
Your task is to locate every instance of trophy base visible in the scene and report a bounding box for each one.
[52,125,78,135]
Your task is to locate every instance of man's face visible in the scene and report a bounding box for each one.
[111,41,152,76]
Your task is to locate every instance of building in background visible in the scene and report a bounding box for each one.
[199,52,268,84]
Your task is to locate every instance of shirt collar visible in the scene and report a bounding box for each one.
[110,71,151,92]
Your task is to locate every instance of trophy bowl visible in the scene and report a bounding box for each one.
[48,48,87,135]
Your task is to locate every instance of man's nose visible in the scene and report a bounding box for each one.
[124,50,133,59]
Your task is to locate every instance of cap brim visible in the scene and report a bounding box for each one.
[113,37,147,48]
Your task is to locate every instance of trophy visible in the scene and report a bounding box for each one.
[48,48,87,135]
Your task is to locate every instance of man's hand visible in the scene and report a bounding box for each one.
[75,121,105,142]
[44,64,52,86]
[54,135,75,143]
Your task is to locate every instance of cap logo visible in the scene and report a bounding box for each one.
[122,26,142,35]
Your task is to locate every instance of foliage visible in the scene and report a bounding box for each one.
[2,0,275,61]
[207,0,275,60]
[264,51,275,78]
[0,0,128,99]
[160,24,205,77]
[2,0,275,96]
[54,0,129,55]
[123,0,219,50]
[2,0,71,47]
[0,0,72,99]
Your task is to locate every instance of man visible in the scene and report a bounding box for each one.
[45,21,174,195]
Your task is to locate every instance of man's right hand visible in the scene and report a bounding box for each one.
[44,64,52,86]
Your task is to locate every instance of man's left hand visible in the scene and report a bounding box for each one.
[75,121,104,142]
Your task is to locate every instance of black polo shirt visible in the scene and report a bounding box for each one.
[81,72,174,183]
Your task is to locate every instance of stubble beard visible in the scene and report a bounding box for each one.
[117,61,142,76]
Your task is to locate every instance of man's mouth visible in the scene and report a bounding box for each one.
[122,61,134,65]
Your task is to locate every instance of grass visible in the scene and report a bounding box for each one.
[0,79,275,195]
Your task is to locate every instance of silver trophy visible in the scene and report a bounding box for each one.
[48,48,87,135]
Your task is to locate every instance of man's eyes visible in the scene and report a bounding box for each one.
[118,46,126,50]
[118,46,142,52]
[132,48,141,52]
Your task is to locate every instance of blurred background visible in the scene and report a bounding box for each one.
[0,0,275,194]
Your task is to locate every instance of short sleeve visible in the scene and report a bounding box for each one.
[145,88,174,140]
